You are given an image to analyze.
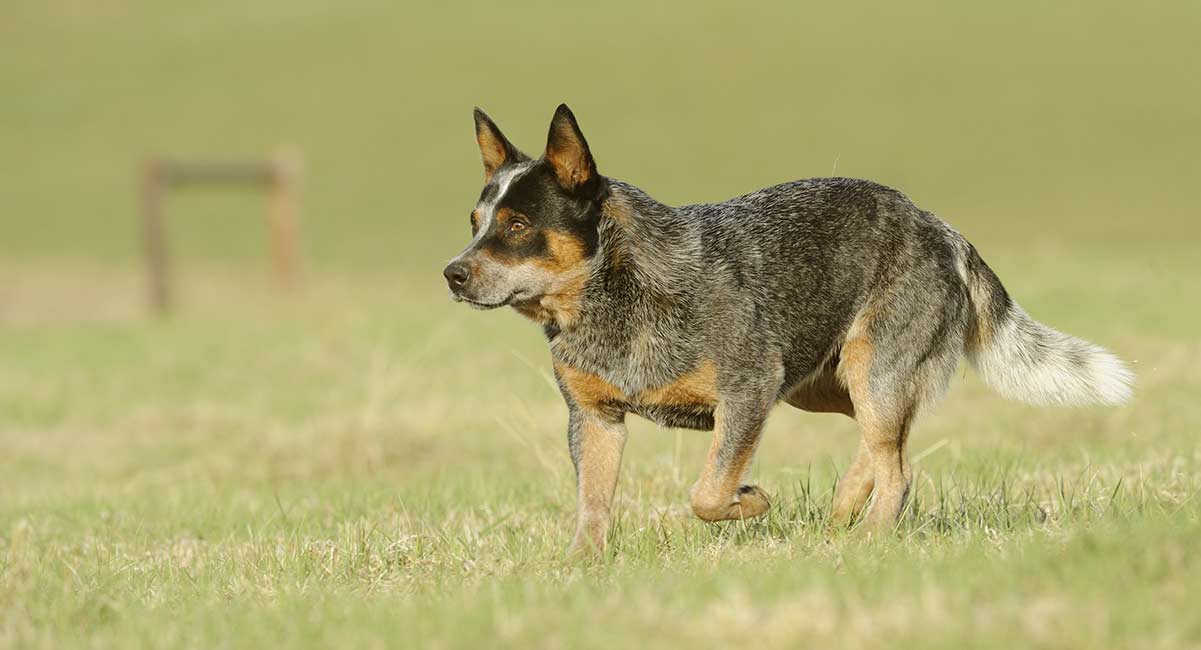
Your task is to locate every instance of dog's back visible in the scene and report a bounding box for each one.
[672,176,1131,407]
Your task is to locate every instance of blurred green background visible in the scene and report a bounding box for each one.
[4,0,1198,273]
[3,1,1200,648]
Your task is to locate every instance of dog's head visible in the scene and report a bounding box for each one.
[443,104,605,319]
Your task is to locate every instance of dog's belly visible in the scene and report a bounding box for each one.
[628,403,715,431]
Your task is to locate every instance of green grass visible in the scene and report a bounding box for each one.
[3,0,1201,648]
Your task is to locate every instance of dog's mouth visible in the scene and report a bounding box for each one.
[452,292,518,310]
[451,289,541,310]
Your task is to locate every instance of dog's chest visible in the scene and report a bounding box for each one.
[551,336,719,429]
[555,355,715,403]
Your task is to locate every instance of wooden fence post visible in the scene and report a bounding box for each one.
[266,151,301,290]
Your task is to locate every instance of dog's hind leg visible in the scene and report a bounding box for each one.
[839,293,964,532]
[839,331,917,532]
[830,438,876,526]
[783,367,872,525]
[856,408,914,532]
[690,366,783,522]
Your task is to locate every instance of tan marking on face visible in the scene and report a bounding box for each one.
[515,275,586,328]
[538,230,586,271]
[513,230,590,329]
[494,206,515,226]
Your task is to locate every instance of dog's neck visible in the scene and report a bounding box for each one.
[533,180,710,389]
[568,181,705,328]
[595,182,704,294]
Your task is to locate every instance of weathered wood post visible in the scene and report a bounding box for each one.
[266,150,301,291]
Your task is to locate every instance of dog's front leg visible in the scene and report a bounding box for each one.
[566,407,627,556]
[689,395,774,522]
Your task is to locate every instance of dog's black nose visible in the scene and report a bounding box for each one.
[443,261,470,289]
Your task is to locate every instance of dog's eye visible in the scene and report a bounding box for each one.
[508,220,528,233]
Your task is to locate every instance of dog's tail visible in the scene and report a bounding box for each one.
[956,241,1133,406]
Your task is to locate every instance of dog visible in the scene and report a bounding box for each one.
[443,104,1133,555]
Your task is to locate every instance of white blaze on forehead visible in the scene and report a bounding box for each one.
[473,162,534,242]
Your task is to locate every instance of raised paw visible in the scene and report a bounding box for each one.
[690,483,772,522]
[735,484,772,519]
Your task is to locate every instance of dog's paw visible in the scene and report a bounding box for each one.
[566,525,608,561]
[734,484,771,519]
[566,542,600,561]
[692,484,772,521]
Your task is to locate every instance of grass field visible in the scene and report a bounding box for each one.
[3,1,1201,648]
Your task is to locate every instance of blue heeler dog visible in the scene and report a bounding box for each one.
[443,104,1133,555]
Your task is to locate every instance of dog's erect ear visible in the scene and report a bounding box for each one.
[473,107,526,182]
[545,104,598,194]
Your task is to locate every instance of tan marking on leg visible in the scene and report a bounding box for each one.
[831,438,875,526]
[838,335,876,419]
[570,414,627,555]
[837,305,877,384]
[839,318,914,533]
[860,418,912,532]
[690,403,771,522]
